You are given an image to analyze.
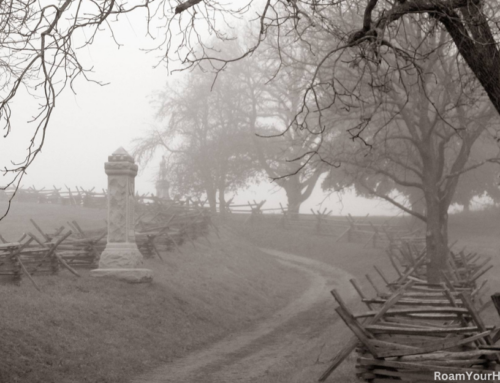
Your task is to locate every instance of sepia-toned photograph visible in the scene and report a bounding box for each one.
[1,1,500,382]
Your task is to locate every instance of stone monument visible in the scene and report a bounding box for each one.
[90,147,153,283]
[155,156,170,200]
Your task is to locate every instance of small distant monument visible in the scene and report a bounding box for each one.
[155,156,170,200]
[90,147,152,283]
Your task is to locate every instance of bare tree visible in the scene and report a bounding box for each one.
[345,0,500,115]
[133,64,258,214]
[137,0,499,283]
[165,1,500,126]
[6,1,498,187]
[4,1,500,180]
[320,26,499,282]
[239,47,328,216]
[0,0,250,216]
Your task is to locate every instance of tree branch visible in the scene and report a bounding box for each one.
[175,0,203,14]
[359,180,427,222]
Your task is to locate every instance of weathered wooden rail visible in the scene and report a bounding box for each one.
[222,200,423,251]
[319,242,496,382]
[0,185,199,210]
[0,185,108,207]
[0,197,215,288]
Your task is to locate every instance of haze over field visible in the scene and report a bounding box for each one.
[0,9,400,216]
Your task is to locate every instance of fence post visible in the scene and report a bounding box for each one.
[90,147,152,283]
[369,222,379,249]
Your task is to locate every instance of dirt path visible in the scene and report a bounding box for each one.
[131,248,356,383]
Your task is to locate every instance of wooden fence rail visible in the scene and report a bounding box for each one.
[319,241,496,382]
[221,204,424,251]
[0,197,215,288]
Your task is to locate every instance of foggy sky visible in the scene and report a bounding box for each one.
[0,9,401,216]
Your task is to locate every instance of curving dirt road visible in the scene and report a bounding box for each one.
[131,248,356,383]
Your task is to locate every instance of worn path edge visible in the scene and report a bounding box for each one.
[131,247,355,383]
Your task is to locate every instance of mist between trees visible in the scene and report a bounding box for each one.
[2,0,500,282]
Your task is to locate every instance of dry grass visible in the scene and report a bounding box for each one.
[228,217,395,286]
[448,209,500,325]
[228,218,390,383]
[229,214,500,383]
[0,204,308,383]
[2,204,499,383]
[0,202,107,240]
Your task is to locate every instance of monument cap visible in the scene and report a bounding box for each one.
[108,147,134,163]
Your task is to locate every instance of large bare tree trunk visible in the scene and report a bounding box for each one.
[206,187,217,215]
[438,7,500,116]
[409,195,426,231]
[218,188,226,219]
[217,162,227,218]
[282,177,307,219]
[285,188,301,218]
[424,196,449,283]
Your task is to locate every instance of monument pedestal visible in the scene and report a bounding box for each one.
[90,243,152,283]
[98,243,143,269]
[91,147,152,284]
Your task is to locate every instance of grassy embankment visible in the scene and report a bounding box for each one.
[1,202,498,383]
[0,202,309,383]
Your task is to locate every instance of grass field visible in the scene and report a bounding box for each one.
[0,203,309,383]
[0,202,107,241]
[227,211,500,382]
[1,203,499,382]
[225,218,399,383]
